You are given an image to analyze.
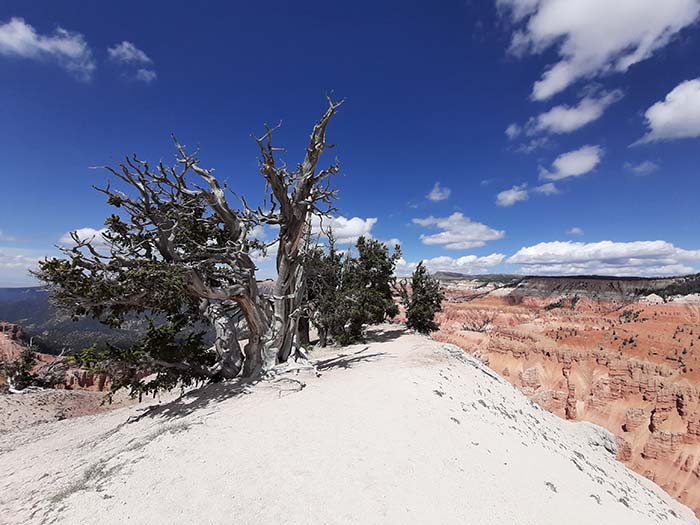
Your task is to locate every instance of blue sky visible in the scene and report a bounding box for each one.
[1,0,699,285]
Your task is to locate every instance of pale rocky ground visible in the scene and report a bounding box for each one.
[0,325,696,525]
[1,324,128,431]
[0,389,137,432]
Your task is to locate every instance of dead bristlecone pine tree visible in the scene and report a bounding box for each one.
[35,97,345,399]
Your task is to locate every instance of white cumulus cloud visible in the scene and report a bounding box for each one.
[539,145,602,181]
[426,182,451,202]
[497,0,700,100]
[413,213,505,250]
[635,79,700,144]
[508,240,700,276]
[59,227,109,247]
[496,184,529,207]
[529,89,623,134]
[312,216,377,244]
[0,247,47,286]
[381,238,402,248]
[566,227,584,236]
[397,253,505,276]
[0,17,95,80]
[495,182,558,207]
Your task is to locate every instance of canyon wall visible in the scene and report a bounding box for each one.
[0,321,107,391]
[433,279,700,516]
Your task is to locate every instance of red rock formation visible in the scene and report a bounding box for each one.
[681,455,695,472]
[519,366,541,390]
[1,321,108,392]
[642,432,684,460]
[617,436,633,461]
[623,408,646,432]
[689,416,700,441]
[0,322,30,362]
[564,375,577,420]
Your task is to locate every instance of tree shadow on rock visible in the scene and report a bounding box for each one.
[365,325,406,343]
[128,327,404,424]
[128,377,257,424]
[314,346,390,371]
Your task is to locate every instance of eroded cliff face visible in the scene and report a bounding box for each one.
[0,321,108,392]
[0,321,29,360]
[433,280,700,516]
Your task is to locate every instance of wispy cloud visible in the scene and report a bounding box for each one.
[529,89,623,135]
[624,160,659,176]
[515,136,550,154]
[135,68,157,83]
[495,182,558,207]
[534,182,558,195]
[108,40,156,83]
[0,230,15,242]
[539,145,602,181]
[108,41,152,64]
[498,0,700,100]
[426,182,451,202]
[0,17,95,80]
[413,212,504,250]
[505,123,521,139]
[0,247,47,286]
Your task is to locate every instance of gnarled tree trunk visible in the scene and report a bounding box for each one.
[297,316,310,348]
[204,302,244,379]
[272,219,307,363]
[255,97,344,365]
[238,293,274,377]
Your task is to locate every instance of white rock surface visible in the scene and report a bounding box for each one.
[669,293,700,304]
[641,293,665,304]
[1,325,697,525]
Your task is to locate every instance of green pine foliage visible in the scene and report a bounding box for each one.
[72,321,212,402]
[400,262,445,335]
[304,232,344,346]
[305,234,401,346]
[1,347,38,391]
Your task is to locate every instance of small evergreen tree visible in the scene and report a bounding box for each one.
[400,262,445,335]
[1,345,69,392]
[353,237,401,323]
[304,231,344,347]
[1,347,38,391]
[304,234,401,346]
[338,237,401,343]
